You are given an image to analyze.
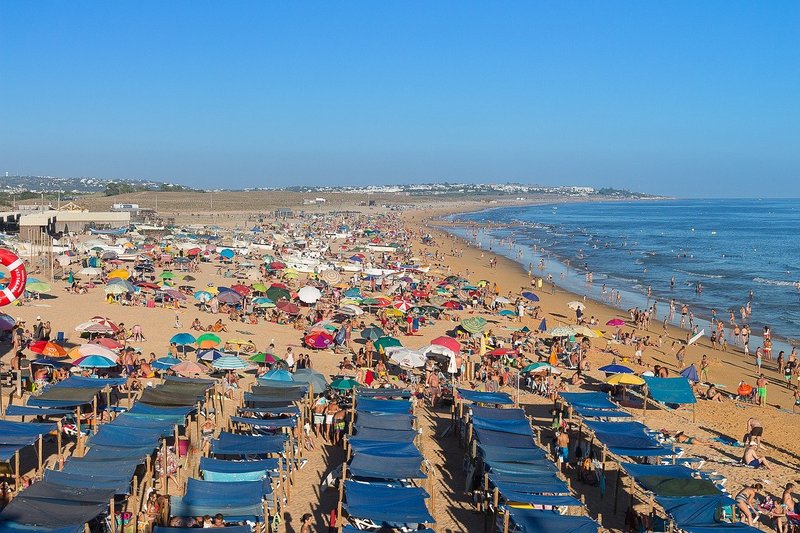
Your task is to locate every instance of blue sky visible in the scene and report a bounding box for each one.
[1,2,797,196]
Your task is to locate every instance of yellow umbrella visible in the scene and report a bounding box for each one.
[283,272,299,279]
[605,373,645,386]
[205,286,219,295]
[108,269,130,280]
[383,308,403,317]
[573,325,601,338]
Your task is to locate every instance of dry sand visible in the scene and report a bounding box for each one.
[1,198,797,532]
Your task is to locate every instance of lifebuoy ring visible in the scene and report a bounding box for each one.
[0,248,27,306]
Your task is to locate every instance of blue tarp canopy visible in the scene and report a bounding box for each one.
[471,416,531,436]
[170,478,270,521]
[621,463,696,480]
[502,493,583,506]
[238,405,300,416]
[0,481,115,529]
[230,416,296,429]
[54,376,127,388]
[491,477,570,496]
[62,456,143,477]
[349,453,425,479]
[356,397,412,414]
[583,420,673,456]
[508,508,598,533]
[457,388,513,405]
[486,462,557,477]
[559,391,619,410]
[681,526,761,533]
[479,445,549,464]
[572,405,632,419]
[43,469,131,495]
[211,432,287,455]
[88,424,165,448]
[643,376,697,405]
[0,523,81,533]
[0,421,57,445]
[344,481,434,525]
[355,412,414,430]
[126,403,195,419]
[155,527,251,533]
[656,495,735,527]
[473,428,535,449]
[470,406,526,420]
[81,445,153,462]
[200,458,279,473]
[353,427,418,442]
[3,405,73,417]
[348,439,421,457]
[356,389,412,399]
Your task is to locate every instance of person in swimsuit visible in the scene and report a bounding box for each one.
[735,483,763,526]
[745,417,763,447]
[743,445,771,470]
[673,431,711,445]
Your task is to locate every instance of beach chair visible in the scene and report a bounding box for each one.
[55,331,65,345]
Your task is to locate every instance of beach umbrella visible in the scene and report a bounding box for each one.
[136,282,160,291]
[606,373,645,386]
[266,286,291,302]
[298,286,322,304]
[162,289,186,300]
[338,304,364,316]
[373,336,402,352]
[487,347,517,357]
[344,288,362,299]
[205,286,219,295]
[420,344,455,359]
[598,364,634,374]
[197,349,226,362]
[567,301,586,310]
[170,332,196,345]
[521,291,539,302]
[304,331,334,349]
[31,357,72,368]
[0,314,16,331]
[282,271,299,280]
[108,278,136,292]
[688,329,705,346]
[73,354,117,368]
[268,261,286,270]
[78,267,102,277]
[460,316,488,334]
[549,326,576,337]
[173,360,209,377]
[194,290,213,302]
[498,309,516,317]
[392,299,413,313]
[152,356,182,370]
[430,336,461,353]
[330,377,359,391]
[254,299,276,309]
[442,300,463,310]
[494,296,510,304]
[276,301,301,315]
[104,284,128,295]
[67,344,119,361]
[522,362,553,373]
[196,333,221,349]
[388,348,426,368]
[29,341,67,357]
[90,337,124,350]
[572,325,601,338]
[219,249,235,259]
[292,368,328,392]
[231,284,251,296]
[321,269,341,284]
[680,364,700,382]
[212,355,251,370]
[217,291,243,305]
[158,271,175,280]
[262,369,294,382]
[360,325,385,341]
[606,318,625,327]
[26,280,52,293]
[252,283,269,293]
[249,352,281,365]
[74,321,116,335]
[108,269,130,280]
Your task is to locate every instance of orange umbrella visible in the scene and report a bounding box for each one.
[29,341,67,357]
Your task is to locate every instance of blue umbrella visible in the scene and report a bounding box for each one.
[262,369,294,382]
[31,357,72,368]
[598,364,634,374]
[75,355,117,368]
[344,288,362,298]
[537,319,547,332]
[212,355,251,370]
[197,349,227,362]
[152,356,182,370]
[170,333,196,345]
[194,290,213,302]
[680,364,700,383]
[521,291,540,302]
[220,249,235,259]
[0,313,16,331]
[498,309,516,316]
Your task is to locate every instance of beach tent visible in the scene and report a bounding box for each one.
[642,376,697,405]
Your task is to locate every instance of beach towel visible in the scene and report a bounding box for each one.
[711,436,743,447]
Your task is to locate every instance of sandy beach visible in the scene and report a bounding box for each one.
[1,197,797,532]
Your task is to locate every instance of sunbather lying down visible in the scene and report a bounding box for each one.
[662,430,712,446]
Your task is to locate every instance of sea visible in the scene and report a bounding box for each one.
[444,198,800,350]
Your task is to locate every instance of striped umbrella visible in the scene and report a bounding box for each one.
[211,355,251,370]
[320,269,341,284]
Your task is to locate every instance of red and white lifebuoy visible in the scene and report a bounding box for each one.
[0,248,27,306]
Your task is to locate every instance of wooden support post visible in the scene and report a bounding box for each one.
[503,509,510,533]
[92,396,98,433]
[161,438,168,493]
[56,420,63,468]
[14,450,20,493]
[642,385,648,419]
[37,433,43,473]
[337,461,347,533]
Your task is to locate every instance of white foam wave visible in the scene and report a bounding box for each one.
[675,269,724,279]
[753,277,796,287]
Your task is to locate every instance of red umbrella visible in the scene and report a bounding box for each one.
[606,318,625,327]
[135,282,160,290]
[392,299,413,313]
[411,290,428,299]
[269,261,286,270]
[304,331,333,349]
[187,248,201,256]
[430,336,461,353]
[487,347,517,357]
[230,284,251,296]
[277,300,301,315]
[29,341,67,357]
[442,300,463,310]
[90,337,124,350]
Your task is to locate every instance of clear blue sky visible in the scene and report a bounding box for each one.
[1,2,797,196]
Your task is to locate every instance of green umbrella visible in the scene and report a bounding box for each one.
[360,325,385,341]
[197,333,222,346]
[330,377,359,391]
[266,286,291,302]
[252,283,269,293]
[460,316,488,334]
[373,336,402,352]
[522,362,553,373]
[158,271,175,279]
[249,352,282,364]
[26,281,52,293]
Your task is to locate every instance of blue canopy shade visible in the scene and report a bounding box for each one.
[355,397,412,414]
[571,405,632,419]
[621,463,696,480]
[88,424,165,448]
[508,509,598,533]
[55,376,128,388]
[356,389,412,399]
[355,412,414,431]
[0,481,115,529]
[352,427,418,442]
[0,421,58,445]
[456,388,513,405]
[471,416,532,436]
[502,493,583,507]
[154,527,251,533]
[479,444,549,464]
[643,376,697,405]
[349,453,426,480]
[656,495,735,527]
[559,391,619,410]
[239,405,301,416]
[230,416,296,429]
[126,403,195,419]
[211,432,287,455]
[473,428,535,449]
[347,440,421,458]
[170,479,270,521]
[0,523,81,533]
[583,420,674,457]
[344,481,434,525]
[3,405,73,417]
[43,469,131,495]
[470,406,526,421]
[199,457,279,473]
[491,476,571,496]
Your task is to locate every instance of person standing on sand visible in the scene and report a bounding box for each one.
[700,354,709,382]
[756,374,767,407]
[745,417,763,446]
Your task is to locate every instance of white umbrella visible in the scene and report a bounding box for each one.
[338,304,364,316]
[688,329,705,345]
[388,348,426,368]
[567,301,586,310]
[78,267,102,277]
[494,296,510,304]
[298,286,322,304]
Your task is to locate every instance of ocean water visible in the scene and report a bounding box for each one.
[445,199,800,345]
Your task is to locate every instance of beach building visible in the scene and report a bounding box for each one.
[18,210,130,238]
